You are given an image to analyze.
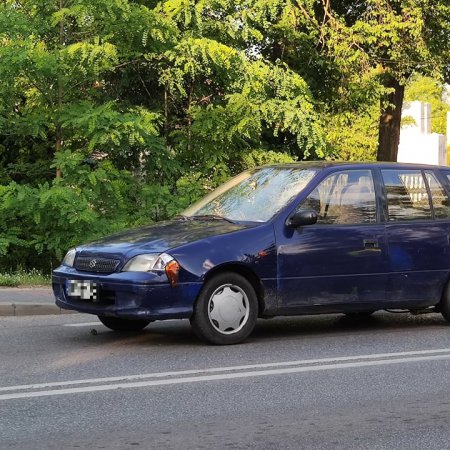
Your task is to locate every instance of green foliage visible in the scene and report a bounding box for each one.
[0,0,449,271]
[400,115,417,128]
[325,102,380,162]
[240,149,295,169]
[321,0,450,82]
[0,0,177,183]
[404,75,450,135]
[61,101,164,156]
[0,150,183,270]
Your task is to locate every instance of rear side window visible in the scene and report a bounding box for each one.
[381,170,431,221]
[425,171,450,219]
[298,169,376,224]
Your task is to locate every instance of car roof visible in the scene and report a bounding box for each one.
[260,161,448,170]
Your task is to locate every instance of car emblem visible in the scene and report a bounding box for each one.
[89,259,97,268]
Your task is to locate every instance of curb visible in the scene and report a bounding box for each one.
[0,303,77,317]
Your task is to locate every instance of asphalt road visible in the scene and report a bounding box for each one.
[2,312,450,449]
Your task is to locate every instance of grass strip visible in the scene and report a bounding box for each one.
[0,270,51,287]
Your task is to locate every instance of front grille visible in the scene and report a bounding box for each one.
[74,257,120,274]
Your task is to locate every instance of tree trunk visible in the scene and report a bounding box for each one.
[55,123,62,179]
[55,0,64,179]
[377,75,405,162]
[164,83,169,140]
[187,82,193,154]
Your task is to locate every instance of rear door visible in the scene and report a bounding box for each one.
[381,168,450,304]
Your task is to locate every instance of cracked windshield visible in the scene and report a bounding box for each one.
[183,168,317,222]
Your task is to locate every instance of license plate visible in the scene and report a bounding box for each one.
[66,280,97,300]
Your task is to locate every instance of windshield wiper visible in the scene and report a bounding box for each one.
[194,214,235,223]
[176,214,235,224]
[173,214,192,221]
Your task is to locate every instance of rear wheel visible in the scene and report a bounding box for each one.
[439,283,450,323]
[190,272,258,345]
[97,315,151,332]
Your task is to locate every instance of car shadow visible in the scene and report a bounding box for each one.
[63,311,449,348]
[250,311,448,341]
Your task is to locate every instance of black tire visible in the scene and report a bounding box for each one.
[439,283,450,323]
[344,311,375,319]
[190,272,258,345]
[98,315,151,332]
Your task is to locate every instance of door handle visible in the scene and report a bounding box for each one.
[364,239,379,250]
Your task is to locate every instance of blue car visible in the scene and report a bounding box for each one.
[53,162,450,344]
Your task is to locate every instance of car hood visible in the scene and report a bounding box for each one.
[77,219,256,257]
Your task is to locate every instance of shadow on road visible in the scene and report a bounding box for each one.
[59,311,449,349]
[251,312,447,340]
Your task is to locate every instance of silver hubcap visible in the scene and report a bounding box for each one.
[208,284,250,335]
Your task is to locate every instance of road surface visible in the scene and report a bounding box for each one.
[1,311,450,449]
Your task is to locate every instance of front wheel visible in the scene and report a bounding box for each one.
[190,272,258,345]
[98,315,151,332]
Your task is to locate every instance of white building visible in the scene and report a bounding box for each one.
[397,100,447,166]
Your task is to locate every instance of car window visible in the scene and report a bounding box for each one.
[381,170,431,221]
[426,171,450,219]
[183,167,317,222]
[298,170,376,224]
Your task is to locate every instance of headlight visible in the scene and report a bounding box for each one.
[62,249,76,267]
[122,253,174,272]
[122,253,180,286]
[122,254,159,272]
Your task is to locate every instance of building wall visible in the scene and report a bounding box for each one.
[397,101,447,166]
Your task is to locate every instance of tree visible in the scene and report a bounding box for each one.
[320,0,450,161]
[0,0,175,182]
[0,0,327,271]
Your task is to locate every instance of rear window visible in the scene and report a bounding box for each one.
[425,171,450,219]
[381,170,431,221]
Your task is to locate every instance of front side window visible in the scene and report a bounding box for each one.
[183,167,317,222]
[381,170,430,221]
[298,170,376,225]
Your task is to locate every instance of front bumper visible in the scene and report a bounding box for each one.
[52,266,202,320]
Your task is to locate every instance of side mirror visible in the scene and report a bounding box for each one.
[286,209,318,228]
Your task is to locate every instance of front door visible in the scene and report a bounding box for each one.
[277,169,389,309]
